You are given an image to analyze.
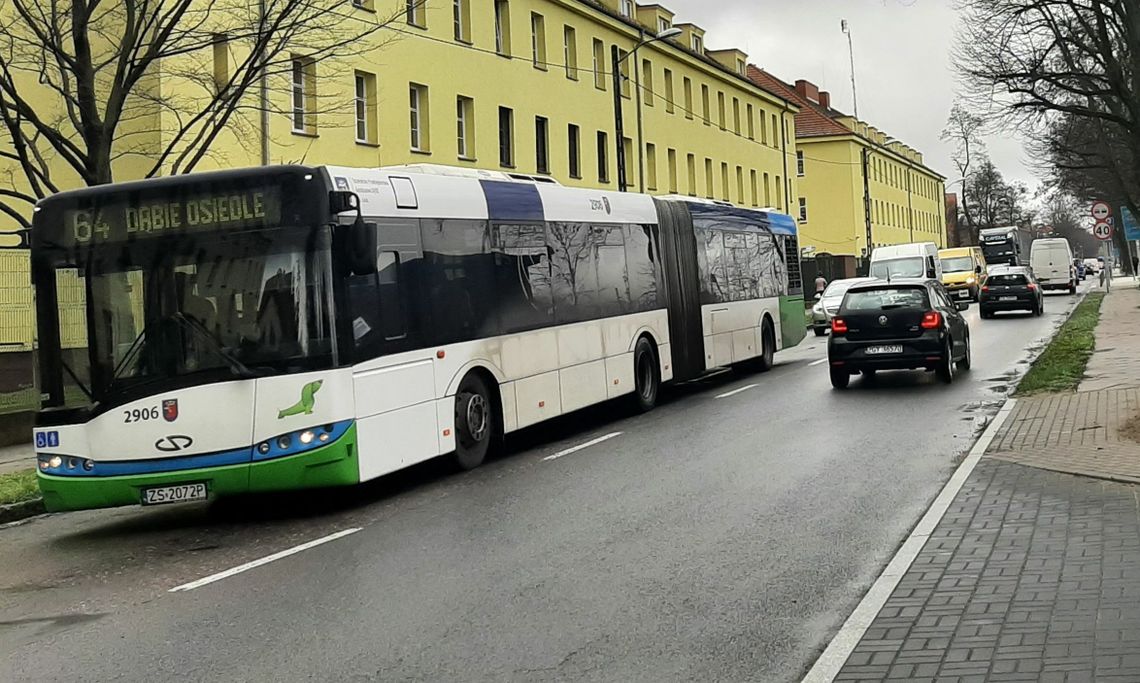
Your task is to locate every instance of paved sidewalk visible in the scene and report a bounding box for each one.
[830,282,1140,682]
[0,441,33,475]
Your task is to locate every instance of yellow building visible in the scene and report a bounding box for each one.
[748,70,946,259]
[0,0,803,412]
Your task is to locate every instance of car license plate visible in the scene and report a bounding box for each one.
[141,483,207,506]
[957,290,970,298]
[866,345,903,355]
[999,296,1018,301]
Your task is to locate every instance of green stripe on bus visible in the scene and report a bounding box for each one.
[37,424,359,512]
[779,295,807,349]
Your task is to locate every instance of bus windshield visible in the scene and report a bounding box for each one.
[870,257,925,279]
[41,226,336,407]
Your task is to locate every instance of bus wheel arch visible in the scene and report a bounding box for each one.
[757,314,776,372]
[453,367,503,471]
[631,333,660,413]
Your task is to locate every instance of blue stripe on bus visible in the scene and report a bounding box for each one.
[687,202,798,236]
[480,180,544,221]
[38,420,355,478]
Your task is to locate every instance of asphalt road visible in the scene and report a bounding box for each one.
[1,285,1090,682]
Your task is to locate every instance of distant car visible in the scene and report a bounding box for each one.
[810,277,876,336]
[827,279,972,388]
[1083,257,1100,275]
[1073,259,1087,280]
[979,266,1043,318]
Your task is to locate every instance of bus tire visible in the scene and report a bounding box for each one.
[454,372,498,471]
[757,319,776,372]
[632,336,660,413]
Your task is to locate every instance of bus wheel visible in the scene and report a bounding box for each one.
[454,373,497,470]
[632,337,660,413]
[757,320,776,372]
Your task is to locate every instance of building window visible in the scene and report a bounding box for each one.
[717,91,726,130]
[352,0,374,10]
[732,98,741,134]
[453,0,471,42]
[646,143,658,191]
[354,71,377,144]
[667,148,678,192]
[658,17,670,34]
[691,34,702,52]
[622,137,633,189]
[720,162,729,201]
[683,77,694,119]
[775,175,782,210]
[593,39,606,90]
[619,0,633,17]
[701,84,710,124]
[771,114,779,147]
[663,69,675,114]
[759,108,767,144]
[799,198,807,222]
[763,172,770,206]
[568,123,581,178]
[456,96,474,159]
[597,130,609,182]
[290,56,315,134]
[746,104,755,139]
[642,59,654,107]
[736,58,746,75]
[563,26,577,79]
[617,48,631,98]
[406,0,425,28]
[796,150,805,176]
[749,169,758,206]
[409,83,429,151]
[704,158,713,198]
[531,13,546,69]
[494,0,510,55]
[686,154,697,196]
[535,116,549,174]
[735,166,744,204]
[212,34,229,93]
[498,106,514,167]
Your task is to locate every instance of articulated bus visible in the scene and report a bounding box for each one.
[30,164,804,511]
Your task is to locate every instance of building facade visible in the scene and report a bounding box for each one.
[747,69,947,259]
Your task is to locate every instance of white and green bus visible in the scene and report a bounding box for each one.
[31,164,805,511]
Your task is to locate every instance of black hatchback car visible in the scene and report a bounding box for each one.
[978,266,1044,318]
[827,279,972,388]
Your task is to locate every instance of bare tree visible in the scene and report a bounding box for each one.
[0,0,410,227]
[940,102,986,231]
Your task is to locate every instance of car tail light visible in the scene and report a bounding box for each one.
[831,317,848,334]
[920,311,942,329]
[1027,282,1037,291]
[981,285,989,293]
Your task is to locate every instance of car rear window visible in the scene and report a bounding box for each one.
[986,274,1027,285]
[843,287,929,311]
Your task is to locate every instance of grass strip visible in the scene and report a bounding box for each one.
[1016,292,1105,395]
[0,468,39,506]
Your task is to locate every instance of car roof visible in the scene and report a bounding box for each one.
[987,265,1030,275]
[846,278,931,293]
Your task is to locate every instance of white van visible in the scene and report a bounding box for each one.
[869,242,942,281]
[1030,238,1076,293]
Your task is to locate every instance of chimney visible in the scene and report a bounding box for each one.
[794,79,820,103]
[818,91,831,109]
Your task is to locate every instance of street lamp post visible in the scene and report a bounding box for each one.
[612,27,682,192]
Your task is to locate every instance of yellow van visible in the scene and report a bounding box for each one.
[938,246,987,301]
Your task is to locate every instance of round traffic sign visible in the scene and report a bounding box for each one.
[1094,221,1113,240]
[1092,201,1112,220]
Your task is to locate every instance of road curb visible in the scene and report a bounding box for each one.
[801,398,1019,683]
[0,496,46,524]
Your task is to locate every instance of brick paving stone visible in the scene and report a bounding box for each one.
[835,460,1140,681]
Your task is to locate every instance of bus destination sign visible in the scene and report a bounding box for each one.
[61,188,282,246]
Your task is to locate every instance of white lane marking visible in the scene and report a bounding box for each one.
[801,399,1019,683]
[808,358,828,367]
[543,432,623,462]
[715,383,759,399]
[169,527,362,593]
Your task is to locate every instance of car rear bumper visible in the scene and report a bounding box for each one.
[980,296,1036,311]
[828,334,945,371]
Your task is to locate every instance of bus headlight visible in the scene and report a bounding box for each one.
[83,459,95,471]
[257,442,271,455]
[299,430,315,445]
[48,455,62,469]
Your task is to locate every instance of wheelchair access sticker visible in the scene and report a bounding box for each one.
[35,431,60,449]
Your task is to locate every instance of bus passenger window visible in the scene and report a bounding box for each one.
[377,252,405,341]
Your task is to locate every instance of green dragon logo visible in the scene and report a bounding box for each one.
[277,380,323,419]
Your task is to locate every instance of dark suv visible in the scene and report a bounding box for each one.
[978,266,1043,318]
[827,279,972,388]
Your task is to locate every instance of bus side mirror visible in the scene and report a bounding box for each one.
[347,217,378,276]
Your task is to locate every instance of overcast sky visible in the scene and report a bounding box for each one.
[662,0,1035,193]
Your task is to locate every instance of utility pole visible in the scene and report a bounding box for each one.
[841,19,859,120]
[611,45,627,191]
[259,0,270,166]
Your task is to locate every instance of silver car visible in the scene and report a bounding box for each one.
[811,277,876,336]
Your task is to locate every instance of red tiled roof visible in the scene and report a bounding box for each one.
[746,66,852,138]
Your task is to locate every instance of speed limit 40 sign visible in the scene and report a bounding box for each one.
[1094,221,1114,240]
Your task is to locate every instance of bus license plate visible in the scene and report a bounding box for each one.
[866,345,903,355]
[141,483,208,506]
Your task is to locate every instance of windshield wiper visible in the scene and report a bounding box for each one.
[173,313,261,379]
